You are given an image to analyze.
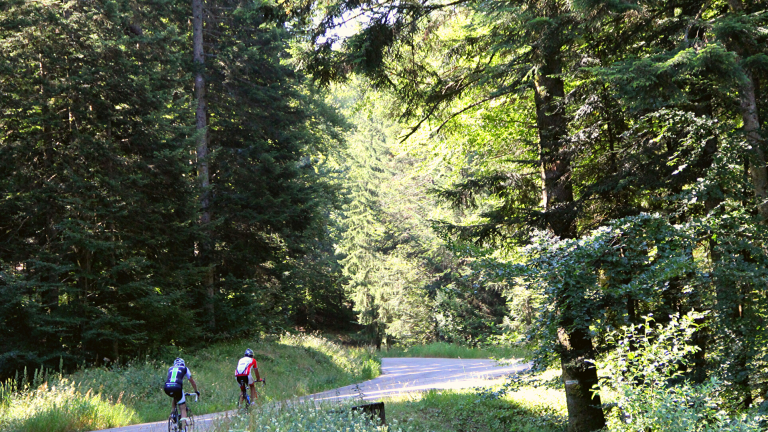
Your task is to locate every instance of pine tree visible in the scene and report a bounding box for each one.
[197,0,347,334]
[0,0,199,374]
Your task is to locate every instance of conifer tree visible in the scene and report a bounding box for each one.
[197,0,347,334]
[191,0,216,331]
[335,89,398,347]
[0,0,198,374]
[0,0,351,377]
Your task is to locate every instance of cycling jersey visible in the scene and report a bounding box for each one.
[164,366,193,404]
[166,366,192,386]
[235,357,258,376]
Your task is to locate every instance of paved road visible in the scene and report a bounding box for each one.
[95,358,530,432]
[300,357,531,403]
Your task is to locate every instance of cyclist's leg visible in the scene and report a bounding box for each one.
[164,385,182,419]
[178,391,188,419]
[248,373,256,400]
[236,376,248,404]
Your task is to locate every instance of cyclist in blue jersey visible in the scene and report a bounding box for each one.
[164,358,199,424]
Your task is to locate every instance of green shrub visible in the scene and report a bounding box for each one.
[598,312,763,431]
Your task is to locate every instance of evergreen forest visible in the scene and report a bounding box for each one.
[1,0,768,430]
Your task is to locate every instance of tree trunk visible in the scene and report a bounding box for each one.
[534,71,575,239]
[41,59,60,318]
[738,72,768,221]
[715,0,763,406]
[724,0,768,220]
[192,0,215,330]
[533,40,605,431]
[558,324,605,432]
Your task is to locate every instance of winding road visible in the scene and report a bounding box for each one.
[95,358,530,432]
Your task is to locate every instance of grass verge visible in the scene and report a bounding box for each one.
[384,385,567,432]
[0,381,137,432]
[381,342,529,360]
[213,400,403,432]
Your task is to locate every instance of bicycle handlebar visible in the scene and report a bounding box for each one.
[184,392,199,402]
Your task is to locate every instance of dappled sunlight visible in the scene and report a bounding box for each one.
[383,386,567,432]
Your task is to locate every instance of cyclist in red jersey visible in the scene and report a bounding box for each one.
[235,348,262,404]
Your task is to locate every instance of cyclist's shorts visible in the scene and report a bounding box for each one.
[164,383,187,404]
[236,375,252,390]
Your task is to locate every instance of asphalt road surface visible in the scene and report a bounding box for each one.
[299,357,531,403]
[95,357,530,432]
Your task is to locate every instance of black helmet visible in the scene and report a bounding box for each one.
[244,348,254,358]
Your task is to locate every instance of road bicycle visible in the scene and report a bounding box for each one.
[168,392,198,432]
[238,377,266,409]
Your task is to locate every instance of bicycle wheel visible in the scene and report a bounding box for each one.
[168,414,177,432]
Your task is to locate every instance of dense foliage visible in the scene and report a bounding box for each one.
[296,0,768,428]
[2,0,768,429]
[597,312,763,431]
[0,0,199,376]
[329,80,510,348]
[0,0,346,378]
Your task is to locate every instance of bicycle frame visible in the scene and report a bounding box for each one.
[238,378,265,409]
[168,392,198,432]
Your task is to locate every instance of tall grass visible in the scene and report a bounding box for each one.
[384,385,567,431]
[0,333,380,432]
[381,342,529,360]
[0,380,137,432]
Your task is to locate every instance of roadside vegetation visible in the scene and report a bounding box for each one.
[0,334,378,432]
[212,361,564,432]
[5,324,762,432]
[385,387,567,432]
[381,342,529,360]
[214,400,403,432]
